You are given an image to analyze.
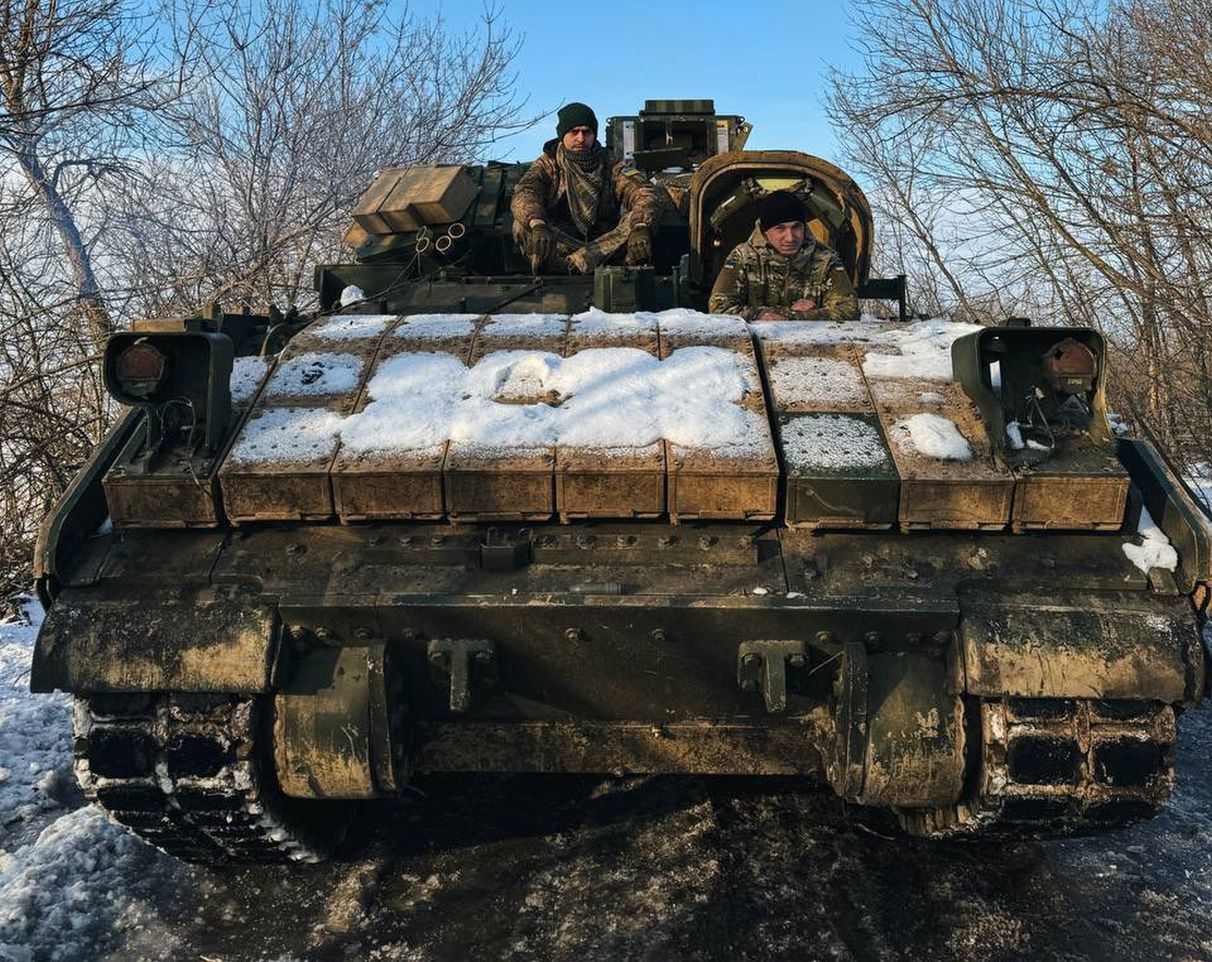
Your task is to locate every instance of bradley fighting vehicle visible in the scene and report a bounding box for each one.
[32,100,1212,862]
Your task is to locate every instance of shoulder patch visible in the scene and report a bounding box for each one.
[620,161,642,179]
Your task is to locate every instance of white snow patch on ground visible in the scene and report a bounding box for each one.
[228,407,345,465]
[862,319,981,381]
[893,413,973,461]
[340,347,767,458]
[1187,462,1211,512]
[396,314,480,338]
[781,415,890,471]
[0,600,72,849]
[768,357,866,407]
[307,313,395,341]
[0,599,183,962]
[0,807,165,962]
[264,352,364,398]
[919,391,945,406]
[1123,506,1179,573]
[229,355,270,404]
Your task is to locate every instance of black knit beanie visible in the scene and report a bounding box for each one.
[557,102,598,139]
[759,190,808,230]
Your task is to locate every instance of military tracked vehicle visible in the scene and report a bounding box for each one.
[33,100,1212,863]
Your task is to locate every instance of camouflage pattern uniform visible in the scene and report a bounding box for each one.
[511,140,664,272]
[708,222,859,320]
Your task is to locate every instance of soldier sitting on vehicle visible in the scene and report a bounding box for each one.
[708,190,859,320]
[511,102,665,274]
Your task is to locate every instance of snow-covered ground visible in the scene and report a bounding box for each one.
[0,600,191,962]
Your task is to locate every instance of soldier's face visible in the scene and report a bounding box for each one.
[765,220,806,255]
[562,126,596,151]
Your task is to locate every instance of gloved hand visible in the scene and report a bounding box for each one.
[528,221,553,272]
[625,225,652,266]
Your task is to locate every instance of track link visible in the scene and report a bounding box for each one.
[74,693,328,864]
[900,697,1177,838]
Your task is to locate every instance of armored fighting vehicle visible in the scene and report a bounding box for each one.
[33,101,1211,862]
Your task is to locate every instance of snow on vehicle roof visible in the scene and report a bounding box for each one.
[1122,505,1179,573]
[781,415,891,471]
[227,407,345,465]
[228,355,270,404]
[892,413,974,461]
[263,352,364,398]
[479,313,569,337]
[334,346,767,458]
[750,319,880,345]
[395,314,480,338]
[769,356,866,407]
[649,309,748,339]
[305,313,397,340]
[862,319,982,381]
[570,307,659,336]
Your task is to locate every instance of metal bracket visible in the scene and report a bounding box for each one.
[737,640,808,713]
[427,638,497,713]
[480,528,531,571]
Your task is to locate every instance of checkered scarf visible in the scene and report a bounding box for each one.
[556,143,607,238]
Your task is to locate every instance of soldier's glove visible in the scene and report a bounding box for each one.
[528,222,553,272]
[625,225,653,266]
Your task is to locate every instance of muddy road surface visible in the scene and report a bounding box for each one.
[21,707,1208,962]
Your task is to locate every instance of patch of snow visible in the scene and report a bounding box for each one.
[569,308,658,338]
[862,319,981,381]
[647,309,748,340]
[1005,421,1025,450]
[1187,462,1212,512]
[339,346,770,459]
[94,517,113,536]
[397,314,480,338]
[264,352,363,398]
[919,391,945,406]
[780,415,891,471]
[336,284,365,308]
[229,355,270,404]
[892,413,973,461]
[0,599,74,850]
[751,587,769,596]
[479,314,568,338]
[1026,438,1049,451]
[228,407,344,465]
[307,313,396,341]
[768,357,866,407]
[1122,506,1179,573]
[1106,410,1131,437]
[749,320,879,345]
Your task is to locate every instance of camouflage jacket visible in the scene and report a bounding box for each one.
[511,139,663,239]
[708,222,859,321]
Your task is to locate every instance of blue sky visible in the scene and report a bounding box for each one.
[417,1,860,162]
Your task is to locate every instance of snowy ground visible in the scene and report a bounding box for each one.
[2,601,1211,962]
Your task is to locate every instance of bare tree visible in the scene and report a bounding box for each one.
[110,0,533,316]
[0,0,533,599]
[0,0,165,345]
[828,0,1212,468]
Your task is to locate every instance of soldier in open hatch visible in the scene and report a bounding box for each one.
[511,102,665,274]
[709,190,859,321]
